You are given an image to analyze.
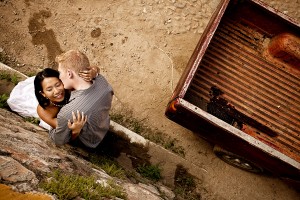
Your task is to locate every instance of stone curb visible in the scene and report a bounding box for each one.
[0,62,28,79]
[109,120,149,147]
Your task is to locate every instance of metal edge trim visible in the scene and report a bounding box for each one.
[179,98,300,170]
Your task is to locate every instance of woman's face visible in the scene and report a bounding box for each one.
[40,77,65,103]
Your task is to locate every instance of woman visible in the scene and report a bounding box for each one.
[34,67,98,139]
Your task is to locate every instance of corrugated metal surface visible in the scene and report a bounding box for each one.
[185,17,300,162]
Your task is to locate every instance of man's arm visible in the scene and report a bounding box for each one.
[68,111,87,140]
[48,110,71,145]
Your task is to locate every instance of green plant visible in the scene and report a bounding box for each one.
[24,117,40,125]
[110,113,124,123]
[164,138,185,157]
[174,165,200,200]
[173,187,201,200]
[89,154,126,179]
[0,71,10,80]
[136,163,161,182]
[101,162,126,178]
[124,170,148,184]
[10,73,20,85]
[39,170,126,200]
[131,119,144,133]
[175,175,195,189]
[0,94,9,108]
[111,113,144,134]
[0,71,20,85]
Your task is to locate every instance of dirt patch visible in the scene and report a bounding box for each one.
[28,10,63,67]
[0,79,15,95]
[0,0,300,199]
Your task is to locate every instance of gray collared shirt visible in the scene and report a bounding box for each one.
[49,75,113,148]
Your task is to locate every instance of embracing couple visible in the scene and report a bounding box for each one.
[34,50,113,151]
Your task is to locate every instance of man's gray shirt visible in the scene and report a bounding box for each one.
[49,75,113,148]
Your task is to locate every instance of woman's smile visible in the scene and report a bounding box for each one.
[41,77,65,103]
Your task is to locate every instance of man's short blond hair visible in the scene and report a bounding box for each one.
[56,50,90,73]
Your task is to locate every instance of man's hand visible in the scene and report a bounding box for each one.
[68,110,87,140]
[78,66,100,82]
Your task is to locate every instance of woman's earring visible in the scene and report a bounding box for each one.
[39,91,48,99]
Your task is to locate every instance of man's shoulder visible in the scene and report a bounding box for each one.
[95,75,113,90]
[95,74,107,82]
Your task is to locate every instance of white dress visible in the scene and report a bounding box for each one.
[7,76,51,130]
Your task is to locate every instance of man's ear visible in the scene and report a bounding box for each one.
[67,69,73,78]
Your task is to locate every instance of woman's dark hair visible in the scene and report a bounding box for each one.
[34,68,70,109]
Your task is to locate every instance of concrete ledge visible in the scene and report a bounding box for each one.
[109,120,149,147]
[0,62,28,80]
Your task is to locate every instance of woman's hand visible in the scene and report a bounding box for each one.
[78,66,100,82]
[68,110,87,140]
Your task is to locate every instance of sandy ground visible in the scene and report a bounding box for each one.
[0,0,299,199]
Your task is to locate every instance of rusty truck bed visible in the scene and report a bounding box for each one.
[183,0,300,163]
[165,0,300,186]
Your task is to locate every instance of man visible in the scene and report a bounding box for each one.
[49,50,113,149]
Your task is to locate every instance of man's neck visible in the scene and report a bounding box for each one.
[73,78,92,90]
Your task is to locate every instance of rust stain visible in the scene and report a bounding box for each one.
[0,184,52,200]
[207,86,278,137]
[267,33,300,70]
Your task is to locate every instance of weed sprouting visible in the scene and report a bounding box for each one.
[110,113,124,123]
[136,163,161,182]
[24,117,40,125]
[174,164,201,200]
[0,94,9,108]
[10,74,20,85]
[111,113,145,134]
[0,72,10,80]
[0,71,20,85]
[164,138,185,157]
[39,170,127,200]
[89,154,126,179]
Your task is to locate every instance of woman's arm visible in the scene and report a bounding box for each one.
[37,105,59,129]
[78,66,100,81]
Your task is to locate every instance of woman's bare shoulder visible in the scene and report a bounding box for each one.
[37,104,59,118]
[37,104,60,129]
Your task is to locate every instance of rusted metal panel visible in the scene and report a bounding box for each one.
[165,0,300,183]
[170,0,231,100]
